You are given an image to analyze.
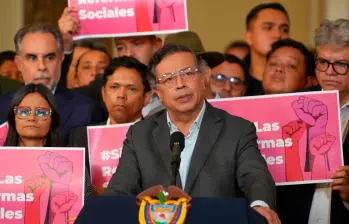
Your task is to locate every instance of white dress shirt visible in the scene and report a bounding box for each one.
[106,117,141,126]
[308,100,349,224]
[142,93,162,117]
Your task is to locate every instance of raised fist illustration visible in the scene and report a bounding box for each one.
[38,151,73,185]
[282,120,306,141]
[310,133,336,156]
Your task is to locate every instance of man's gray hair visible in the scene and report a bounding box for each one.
[14,23,64,54]
[314,19,349,50]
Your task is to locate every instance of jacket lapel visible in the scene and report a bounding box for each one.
[152,112,172,186]
[184,103,222,193]
[343,126,349,165]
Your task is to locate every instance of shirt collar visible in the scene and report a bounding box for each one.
[342,101,349,111]
[51,85,57,95]
[214,92,221,99]
[167,100,206,135]
[106,117,142,125]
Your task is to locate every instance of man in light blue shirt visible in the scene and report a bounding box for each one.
[105,44,279,224]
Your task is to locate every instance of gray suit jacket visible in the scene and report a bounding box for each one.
[104,103,276,209]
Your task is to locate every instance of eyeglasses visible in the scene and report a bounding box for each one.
[14,106,52,120]
[157,67,199,87]
[315,58,349,75]
[211,74,245,87]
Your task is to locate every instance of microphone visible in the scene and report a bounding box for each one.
[170,132,185,186]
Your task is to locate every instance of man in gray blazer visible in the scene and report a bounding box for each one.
[104,44,279,224]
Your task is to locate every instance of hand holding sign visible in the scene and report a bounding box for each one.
[58,7,80,52]
[332,166,349,203]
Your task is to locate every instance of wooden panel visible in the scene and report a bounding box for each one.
[23,0,114,54]
[24,0,67,26]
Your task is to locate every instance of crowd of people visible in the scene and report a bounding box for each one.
[0,2,349,223]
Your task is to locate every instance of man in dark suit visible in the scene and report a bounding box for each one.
[68,56,152,169]
[104,44,279,223]
[0,23,103,145]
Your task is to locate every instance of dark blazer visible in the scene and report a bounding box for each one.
[68,118,144,170]
[103,102,276,209]
[57,52,73,90]
[70,75,108,120]
[68,121,107,200]
[71,74,103,102]
[0,76,23,96]
[0,86,104,145]
[68,121,106,170]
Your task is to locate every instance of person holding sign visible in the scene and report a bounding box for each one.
[104,44,280,224]
[276,19,349,224]
[58,7,163,117]
[2,84,81,224]
[68,56,152,181]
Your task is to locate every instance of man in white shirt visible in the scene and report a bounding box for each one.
[311,19,349,224]
[68,56,152,169]
[277,19,349,224]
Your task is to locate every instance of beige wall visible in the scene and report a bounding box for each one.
[0,0,23,51]
[186,0,319,52]
[1,0,348,53]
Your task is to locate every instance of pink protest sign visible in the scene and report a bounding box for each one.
[209,91,343,185]
[0,122,8,146]
[68,0,188,40]
[87,123,132,194]
[0,147,85,224]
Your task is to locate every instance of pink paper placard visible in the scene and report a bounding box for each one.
[0,122,8,146]
[0,147,85,224]
[68,0,188,40]
[209,91,343,185]
[87,91,342,187]
[87,123,131,192]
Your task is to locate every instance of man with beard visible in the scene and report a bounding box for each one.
[0,23,103,145]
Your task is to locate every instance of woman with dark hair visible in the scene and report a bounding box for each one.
[73,47,111,88]
[4,84,92,223]
[4,83,60,147]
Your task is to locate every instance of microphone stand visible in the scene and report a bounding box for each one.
[171,142,181,186]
